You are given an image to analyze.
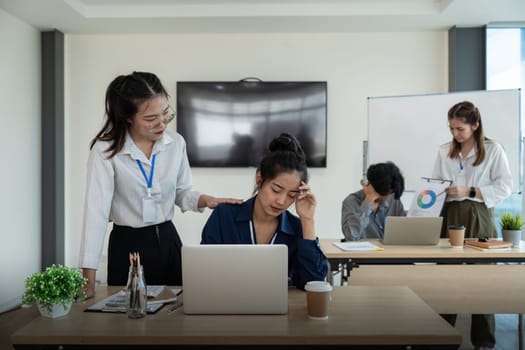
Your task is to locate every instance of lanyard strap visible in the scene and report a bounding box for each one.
[249,220,277,245]
[136,154,156,197]
[371,207,385,236]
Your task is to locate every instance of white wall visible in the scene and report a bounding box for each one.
[0,8,41,312]
[65,32,448,278]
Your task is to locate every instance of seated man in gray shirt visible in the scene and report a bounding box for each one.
[341,162,406,241]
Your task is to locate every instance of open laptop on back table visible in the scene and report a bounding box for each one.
[382,216,443,245]
[181,244,288,315]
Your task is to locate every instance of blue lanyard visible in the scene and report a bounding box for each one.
[458,157,464,171]
[371,207,386,236]
[136,154,156,197]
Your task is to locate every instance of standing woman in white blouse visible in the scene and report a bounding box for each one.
[432,100,512,350]
[79,72,241,298]
[433,101,512,238]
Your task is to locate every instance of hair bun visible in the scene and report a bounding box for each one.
[268,133,306,160]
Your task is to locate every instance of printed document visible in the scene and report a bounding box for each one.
[407,178,451,217]
[333,241,384,251]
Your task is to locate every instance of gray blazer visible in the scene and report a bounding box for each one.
[341,189,406,241]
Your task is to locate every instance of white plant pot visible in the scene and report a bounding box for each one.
[37,300,72,318]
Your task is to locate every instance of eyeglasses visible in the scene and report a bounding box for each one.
[146,106,176,133]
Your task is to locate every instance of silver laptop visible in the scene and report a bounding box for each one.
[382,217,443,245]
[182,244,288,314]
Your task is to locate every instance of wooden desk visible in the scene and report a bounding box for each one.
[348,265,525,314]
[320,239,525,302]
[321,238,525,349]
[11,286,460,349]
[321,238,525,264]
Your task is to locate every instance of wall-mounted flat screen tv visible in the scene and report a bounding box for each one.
[176,81,327,167]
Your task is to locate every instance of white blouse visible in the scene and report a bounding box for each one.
[432,140,512,209]
[79,131,201,269]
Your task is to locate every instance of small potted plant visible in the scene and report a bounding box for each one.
[22,264,87,318]
[499,212,524,247]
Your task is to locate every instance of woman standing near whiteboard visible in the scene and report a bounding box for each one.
[433,101,512,237]
[432,100,512,350]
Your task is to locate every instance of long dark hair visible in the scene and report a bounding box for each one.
[447,101,486,166]
[254,133,308,194]
[90,71,169,158]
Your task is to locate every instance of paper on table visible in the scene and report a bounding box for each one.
[170,288,182,296]
[333,241,384,252]
[146,285,165,297]
[85,286,183,313]
[86,292,154,313]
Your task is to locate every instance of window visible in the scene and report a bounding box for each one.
[486,26,525,229]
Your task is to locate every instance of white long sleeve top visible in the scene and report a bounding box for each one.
[78,131,201,269]
[432,140,512,209]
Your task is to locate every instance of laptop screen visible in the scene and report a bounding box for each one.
[382,217,443,245]
[182,244,288,314]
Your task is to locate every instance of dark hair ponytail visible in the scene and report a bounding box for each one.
[90,71,169,157]
[255,133,308,193]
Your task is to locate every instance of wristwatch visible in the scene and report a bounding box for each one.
[469,186,476,198]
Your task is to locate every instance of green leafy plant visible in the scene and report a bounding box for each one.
[22,264,87,313]
[499,212,524,230]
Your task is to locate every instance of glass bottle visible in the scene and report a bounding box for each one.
[126,265,147,319]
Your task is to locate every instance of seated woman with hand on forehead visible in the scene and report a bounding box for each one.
[201,133,328,289]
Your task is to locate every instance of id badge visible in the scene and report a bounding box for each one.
[455,172,466,186]
[142,197,156,224]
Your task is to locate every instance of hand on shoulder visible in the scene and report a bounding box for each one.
[199,194,243,209]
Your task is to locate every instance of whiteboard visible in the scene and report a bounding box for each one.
[367,89,521,193]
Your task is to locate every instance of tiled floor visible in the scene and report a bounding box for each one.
[455,314,522,350]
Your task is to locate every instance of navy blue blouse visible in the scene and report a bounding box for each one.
[201,196,328,289]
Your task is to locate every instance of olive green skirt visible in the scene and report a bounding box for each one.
[440,200,497,238]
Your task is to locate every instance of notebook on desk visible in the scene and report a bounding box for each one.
[382,217,443,245]
[181,244,288,315]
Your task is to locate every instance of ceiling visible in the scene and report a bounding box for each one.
[0,0,524,34]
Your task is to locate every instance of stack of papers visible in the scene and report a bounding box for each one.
[146,285,165,297]
[333,241,384,252]
[85,287,182,314]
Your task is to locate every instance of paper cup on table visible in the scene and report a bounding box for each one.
[448,225,465,248]
[304,281,332,320]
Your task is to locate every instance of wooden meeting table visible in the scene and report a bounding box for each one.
[320,238,525,349]
[11,285,460,349]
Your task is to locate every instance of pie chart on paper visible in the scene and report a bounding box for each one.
[417,190,437,209]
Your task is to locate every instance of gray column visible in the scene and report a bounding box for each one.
[448,26,486,92]
[41,30,64,268]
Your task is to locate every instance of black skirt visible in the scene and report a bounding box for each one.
[440,200,497,239]
[107,221,182,286]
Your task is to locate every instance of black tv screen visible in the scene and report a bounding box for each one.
[176,81,327,167]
